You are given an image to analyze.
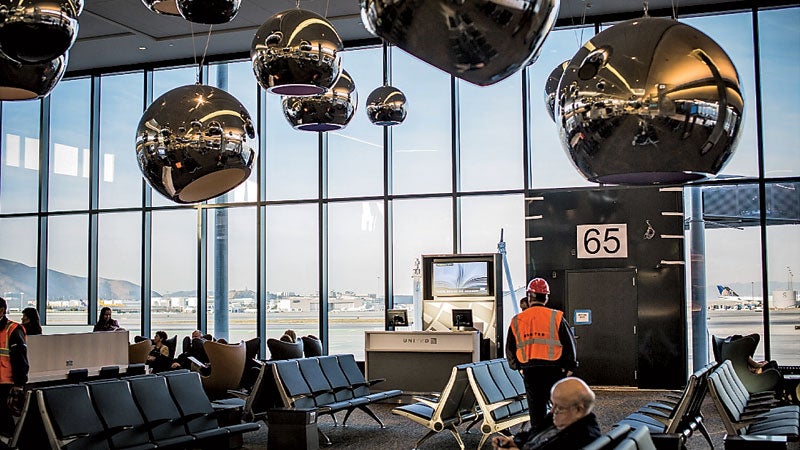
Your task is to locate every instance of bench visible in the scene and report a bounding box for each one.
[271,354,402,445]
[707,360,799,446]
[466,359,529,449]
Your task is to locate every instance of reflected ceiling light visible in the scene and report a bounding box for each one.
[544,60,569,122]
[360,0,559,86]
[141,0,180,16]
[555,17,743,185]
[0,51,66,100]
[251,8,343,96]
[282,69,357,132]
[176,0,240,25]
[366,85,407,126]
[0,0,82,63]
[136,84,257,204]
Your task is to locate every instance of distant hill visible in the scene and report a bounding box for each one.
[0,258,159,300]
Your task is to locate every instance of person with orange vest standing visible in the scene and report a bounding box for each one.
[506,278,577,432]
[0,296,28,439]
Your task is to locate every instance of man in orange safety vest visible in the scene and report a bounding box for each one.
[0,296,28,439]
[506,278,577,431]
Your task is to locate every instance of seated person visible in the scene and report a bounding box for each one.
[492,377,601,450]
[728,333,780,374]
[173,330,210,370]
[93,306,124,332]
[146,331,173,373]
[280,329,297,343]
[21,307,42,335]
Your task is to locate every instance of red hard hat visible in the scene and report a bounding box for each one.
[526,278,550,295]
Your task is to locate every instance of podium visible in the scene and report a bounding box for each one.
[365,331,480,395]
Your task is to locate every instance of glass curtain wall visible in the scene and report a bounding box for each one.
[0,5,796,365]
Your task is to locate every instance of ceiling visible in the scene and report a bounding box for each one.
[70,0,752,74]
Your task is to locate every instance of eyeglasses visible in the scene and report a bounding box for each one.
[551,403,577,415]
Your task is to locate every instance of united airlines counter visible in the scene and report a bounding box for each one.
[365,330,481,394]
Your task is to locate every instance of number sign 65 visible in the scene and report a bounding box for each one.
[576,224,628,259]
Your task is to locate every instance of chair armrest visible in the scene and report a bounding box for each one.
[413,397,440,408]
[366,378,385,387]
[228,389,249,399]
[187,356,209,370]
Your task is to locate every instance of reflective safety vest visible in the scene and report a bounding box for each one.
[511,307,563,364]
[0,321,21,384]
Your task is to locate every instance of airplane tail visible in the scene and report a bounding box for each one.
[717,285,740,297]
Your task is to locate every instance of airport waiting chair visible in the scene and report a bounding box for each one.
[128,375,196,449]
[38,384,115,450]
[611,426,657,450]
[392,363,479,450]
[194,340,246,400]
[128,340,153,365]
[301,335,323,357]
[466,359,529,450]
[582,424,634,450]
[267,337,304,360]
[712,334,782,394]
[85,379,156,450]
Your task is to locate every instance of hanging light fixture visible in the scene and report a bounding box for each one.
[251,8,343,96]
[543,60,569,122]
[141,0,180,16]
[0,0,82,64]
[176,0,240,25]
[282,69,357,132]
[366,85,407,126]
[135,84,257,204]
[361,0,559,86]
[555,17,744,185]
[0,51,67,100]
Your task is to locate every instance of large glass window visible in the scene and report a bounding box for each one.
[99,72,145,209]
[98,212,142,336]
[758,8,800,179]
[328,47,384,198]
[528,27,594,189]
[328,201,385,358]
[391,47,452,195]
[1,100,40,214]
[206,206,257,342]
[392,198,453,329]
[0,217,37,313]
[265,204,319,348]
[150,209,197,337]
[459,74,523,191]
[46,214,88,324]
[49,78,91,211]
[265,96,319,201]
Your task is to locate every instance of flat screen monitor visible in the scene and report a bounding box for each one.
[432,260,489,297]
[452,308,474,329]
[387,309,408,327]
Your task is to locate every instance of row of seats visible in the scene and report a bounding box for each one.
[708,360,799,440]
[583,424,657,450]
[392,358,529,450]
[28,370,259,450]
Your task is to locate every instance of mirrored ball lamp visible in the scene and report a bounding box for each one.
[177,0,240,25]
[282,70,357,132]
[135,84,257,204]
[366,85,407,126]
[0,51,66,100]
[361,0,559,86]
[0,0,81,63]
[555,17,744,185]
[543,60,569,122]
[251,8,343,96]
[141,0,180,16]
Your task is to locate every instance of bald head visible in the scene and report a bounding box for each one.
[550,377,595,430]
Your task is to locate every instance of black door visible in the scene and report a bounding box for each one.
[566,269,638,386]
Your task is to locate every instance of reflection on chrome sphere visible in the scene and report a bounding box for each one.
[0,0,81,63]
[366,85,407,126]
[0,51,67,100]
[141,0,180,16]
[177,0,240,24]
[251,9,343,96]
[361,0,559,86]
[544,60,569,122]
[282,70,357,132]
[556,17,744,185]
[136,85,257,204]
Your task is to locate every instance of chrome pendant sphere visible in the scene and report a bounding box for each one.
[555,17,744,185]
[136,84,257,204]
[0,51,66,100]
[0,0,81,63]
[177,0,240,25]
[141,0,180,16]
[544,60,569,122]
[360,0,559,86]
[366,85,407,126]
[282,70,357,132]
[251,9,343,96]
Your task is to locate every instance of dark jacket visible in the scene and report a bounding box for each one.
[517,412,601,450]
[0,317,29,385]
[506,304,577,372]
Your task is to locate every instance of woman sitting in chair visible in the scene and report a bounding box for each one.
[147,331,174,373]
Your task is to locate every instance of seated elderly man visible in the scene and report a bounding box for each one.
[492,377,601,450]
